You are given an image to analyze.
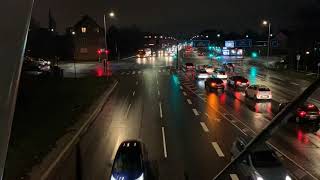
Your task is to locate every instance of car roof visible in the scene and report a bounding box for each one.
[237,136,271,152]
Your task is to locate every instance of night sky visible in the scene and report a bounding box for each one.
[32,0,316,34]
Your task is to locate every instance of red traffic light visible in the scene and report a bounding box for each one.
[97,49,102,55]
[105,50,110,54]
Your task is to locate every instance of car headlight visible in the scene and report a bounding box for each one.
[135,173,144,180]
[285,175,292,180]
[257,177,264,180]
[110,175,116,180]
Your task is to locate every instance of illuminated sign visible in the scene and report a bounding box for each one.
[225,41,235,48]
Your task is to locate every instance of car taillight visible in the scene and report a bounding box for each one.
[236,81,241,85]
[318,111,320,115]
[211,82,216,87]
[246,81,249,85]
[299,111,307,117]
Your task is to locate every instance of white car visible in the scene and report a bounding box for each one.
[196,69,210,79]
[213,70,228,79]
[245,85,272,100]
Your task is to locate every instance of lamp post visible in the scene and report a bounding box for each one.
[103,11,115,61]
[262,20,271,60]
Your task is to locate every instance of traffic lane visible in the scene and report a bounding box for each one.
[157,74,231,180]
[182,81,318,179]
[79,75,139,180]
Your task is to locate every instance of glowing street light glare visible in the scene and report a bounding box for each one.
[262,20,268,25]
[109,11,115,17]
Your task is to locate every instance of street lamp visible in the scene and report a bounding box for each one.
[262,20,271,60]
[217,33,221,38]
[103,11,116,61]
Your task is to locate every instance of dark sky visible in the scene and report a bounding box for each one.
[32,0,315,34]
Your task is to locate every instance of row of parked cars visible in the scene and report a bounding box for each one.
[22,56,52,76]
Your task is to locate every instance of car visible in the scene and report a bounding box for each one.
[279,102,320,123]
[137,49,146,58]
[196,69,210,79]
[205,78,224,91]
[110,140,147,180]
[231,136,292,180]
[227,76,249,89]
[245,85,272,100]
[198,52,205,56]
[183,62,195,71]
[213,69,228,79]
[204,65,214,74]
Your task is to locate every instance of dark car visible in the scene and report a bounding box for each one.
[110,140,147,180]
[227,76,249,89]
[205,78,224,91]
[183,63,195,71]
[231,136,292,180]
[279,102,320,123]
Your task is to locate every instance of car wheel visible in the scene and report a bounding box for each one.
[296,117,301,123]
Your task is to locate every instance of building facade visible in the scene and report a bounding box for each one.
[67,15,104,61]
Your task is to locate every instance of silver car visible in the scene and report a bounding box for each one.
[231,136,292,180]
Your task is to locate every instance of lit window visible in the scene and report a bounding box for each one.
[155,36,157,38]
[160,36,163,39]
[81,27,86,33]
[148,36,151,38]
[144,36,148,38]
[72,31,76,35]
[96,28,100,33]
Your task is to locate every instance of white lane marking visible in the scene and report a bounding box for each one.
[161,127,168,158]
[136,81,138,85]
[158,89,160,96]
[132,71,136,74]
[192,108,199,116]
[290,82,299,86]
[125,104,132,118]
[159,102,163,118]
[180,86,183,90]
[132,91,135,96]
[200,122,209,132]
[183,91,187,96]
[187,99,192,104]
[230,174,239,180]
[211,142,225,157]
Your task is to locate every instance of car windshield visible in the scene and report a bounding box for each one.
[251,151,282,168]
[113,149,142,173]
[2,1,320,180]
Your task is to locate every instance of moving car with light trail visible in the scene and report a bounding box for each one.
[227,76,249,89]
[279,102,320,123]
[110,140,147,180]
[205,77,224,91]
[231,136,292,180]
[245,85,272,100]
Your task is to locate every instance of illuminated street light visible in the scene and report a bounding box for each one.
[262,20,271,60]
[71,31,75,35]
[246,34,249,38]
[217,34,221,38]
[109,11,115,17]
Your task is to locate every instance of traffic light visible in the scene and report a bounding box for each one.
[209,53,214,58]
[97,49,102,55]
[251,51,258,58]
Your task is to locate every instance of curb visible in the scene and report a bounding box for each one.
[29,80,119,180]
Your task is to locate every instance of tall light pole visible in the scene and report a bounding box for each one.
[262,20,271,60]
[103,11,115,61]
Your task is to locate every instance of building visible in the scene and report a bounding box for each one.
[67,15,104,61]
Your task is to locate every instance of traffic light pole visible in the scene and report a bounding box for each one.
[0,0,34,179]
[103,14,108,61]
[176,42,179,69]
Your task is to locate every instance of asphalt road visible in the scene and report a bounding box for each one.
[76,54,320,180]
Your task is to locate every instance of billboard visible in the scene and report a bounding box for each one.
[193,40,210,47]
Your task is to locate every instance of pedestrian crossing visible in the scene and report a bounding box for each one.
[117,68,170,76]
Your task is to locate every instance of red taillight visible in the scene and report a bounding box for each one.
[318,111,320,115]
[246,81,249,85]
[211,82,216,87]
[299,111,307,117]
[236,81,241,85]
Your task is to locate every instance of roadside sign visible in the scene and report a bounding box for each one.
[193,40,210,47]
[234,39,252,48]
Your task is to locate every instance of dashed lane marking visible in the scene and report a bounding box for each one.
[211,142,225,157]
[192,108,199,116]
[187,99,192,104]
[183,91,187,96]
[161,127,168,158]
[229,174,239,180]
[200,122,209,132]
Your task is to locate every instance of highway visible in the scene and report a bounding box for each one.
[76,53,320,180]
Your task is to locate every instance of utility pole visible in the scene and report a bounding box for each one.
[176,42,179,69]
[0,0,34,179]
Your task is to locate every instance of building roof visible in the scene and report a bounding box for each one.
[73,15,103,29]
